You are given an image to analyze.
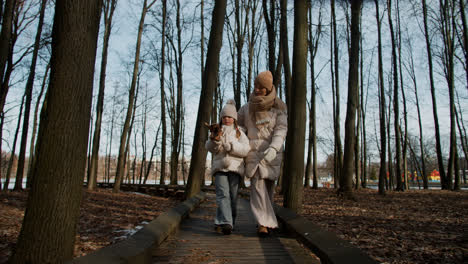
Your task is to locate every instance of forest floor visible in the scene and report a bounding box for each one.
[0,187,467,263]
[282,188,468,264]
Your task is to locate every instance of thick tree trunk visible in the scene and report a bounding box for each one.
[339,0,361,198]
[186,0,227,198]
[9,1,101,261]
[283,0,307,213]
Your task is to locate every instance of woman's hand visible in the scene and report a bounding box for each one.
[263,147,277,163]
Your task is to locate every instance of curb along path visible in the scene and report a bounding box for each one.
[152,193,320,264]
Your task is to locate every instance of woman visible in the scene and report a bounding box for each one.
[237,71,287,235]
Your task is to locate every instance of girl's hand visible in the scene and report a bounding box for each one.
[223,142,232,152]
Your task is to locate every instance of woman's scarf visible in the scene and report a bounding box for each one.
[249,85,277,128]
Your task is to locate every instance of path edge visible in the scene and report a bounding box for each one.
[69,191,206,264]
[273,203,377,264]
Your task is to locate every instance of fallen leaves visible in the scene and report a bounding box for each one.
[0,188,180,262]
[275,188,468,264]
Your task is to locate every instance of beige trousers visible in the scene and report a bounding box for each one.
[250,171,278,228]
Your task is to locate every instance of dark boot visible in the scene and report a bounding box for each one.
[221,224,232,235]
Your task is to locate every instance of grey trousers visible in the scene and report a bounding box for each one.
[214,171,240,227]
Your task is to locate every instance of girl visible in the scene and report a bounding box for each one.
[205,99,250,235]
[237,71,287,236]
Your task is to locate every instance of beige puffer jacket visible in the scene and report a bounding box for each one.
[238,103,288,180]
[205,125,250,176]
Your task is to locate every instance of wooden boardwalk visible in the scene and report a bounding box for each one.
[152,193,320,264]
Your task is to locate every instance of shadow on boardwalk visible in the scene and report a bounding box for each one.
[153,193,320,264]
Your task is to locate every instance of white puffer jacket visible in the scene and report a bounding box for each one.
[205,125,250,176]
[237,103,288,180]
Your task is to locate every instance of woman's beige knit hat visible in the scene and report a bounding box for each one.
[220,99,237,120]
[254,71,273,92]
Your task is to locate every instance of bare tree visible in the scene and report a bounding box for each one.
[3,95,25,191]
[246,0,261,99]
[459,0,468,91]
[10,0,101,261]
[421,0,447,189]
[0,0,14,86]
[403,31,428,189]
[283,0,307,213]
[339,0,361,198]
[375,0,386,195]
[114,0,156,193]
[305,0,323,189]
[88,0,118,190]
[387,0,403,191]
[13,0,48,191]
[159,0,168,186]
[331,0,343,188]
[186,0,227,198]
[26,62,50,188]
[438,0,459,190]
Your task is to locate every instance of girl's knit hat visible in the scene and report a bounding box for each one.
[254,71,273,92]
[220,99,237,120]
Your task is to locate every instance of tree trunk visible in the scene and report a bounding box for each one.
[3,95,25,191]
[283,0,307,213]
[387,0,403,191]
[407,37,428,189]
[306,0,322,189]
[375,0,386,195]
[159,0,167,186]
[387,87,393,190]
[339,0,361,198]
[26,62,50,188]
[395,0,408,190]
[9,1,101,261]
[114,0,156,193]
[421,0,447,189]
[279,0,292,193]
[106,93,117,184]
[88,0,117,190]
[144,123,161,184]
[14,0,47,191]
[0,0,14,87]
[186,0,227,198]
[246,0,260,101]
[459,0,468,92]
[437,0,456,189]
[331,0,343,188]
[262,0,276,76]
[169,0,184,186]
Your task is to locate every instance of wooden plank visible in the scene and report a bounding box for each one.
[152,194,320,263]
